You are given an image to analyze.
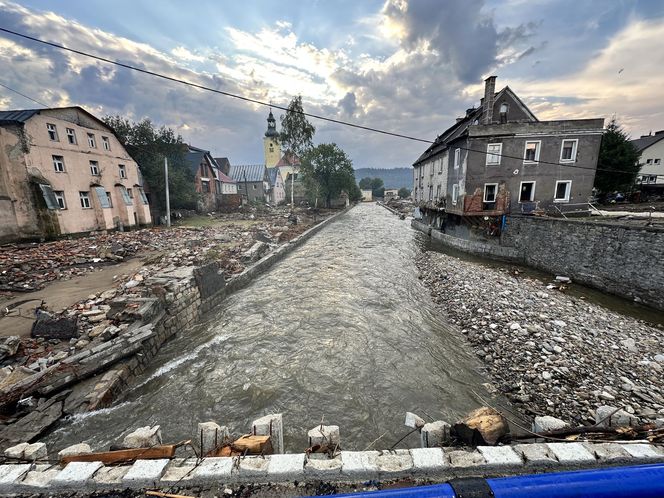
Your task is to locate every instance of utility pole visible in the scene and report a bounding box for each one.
[290,171,294,210]
[164,157,171,227]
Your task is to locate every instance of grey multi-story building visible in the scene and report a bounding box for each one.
[413,76,604,227]
[228,164,270,203]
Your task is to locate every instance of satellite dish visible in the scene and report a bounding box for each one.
[513,169,519,175]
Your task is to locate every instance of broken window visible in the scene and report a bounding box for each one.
[94,186,111,208]
[138,188,149,205]
[79,191,91,209]
[46,123,58,141]
[560,139,578,162]
[66,128,77,144]
[554,180,572,202]
[39,184,59,210]
[202,180,210,193]
[54,190,66,209]
[52,155,65,172]
[483,183,498,203]
[524,141,541,163]
[519,181,536,202]
[89,160,100,175]
[119,186,133,206]
[106,191,113,207]
[486,143,502,165]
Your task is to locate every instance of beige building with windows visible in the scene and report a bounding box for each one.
[0,106,151,243]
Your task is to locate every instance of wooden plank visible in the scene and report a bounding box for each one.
[61,445,177,465]
[231,434,272,455]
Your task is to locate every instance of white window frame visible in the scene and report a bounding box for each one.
[101,136,111,151]
[54,190,66,209]
[559,139,578,163]
[518,181,536,203]
[454,148,460,169]
[119,164,127,179]
[89,160,99,176]
[79,191,91,209]
[486,143,502,165]
[87,133,96,148]
[452,184,459,205]
[554,180,572,203]
[46,123,58,141]
[655,158,661,165]
[523,140,541,164]
[483,183,498,203]
[52,155,65,173]
[66,128,77,144]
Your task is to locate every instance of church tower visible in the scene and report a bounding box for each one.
[263,110,281,167]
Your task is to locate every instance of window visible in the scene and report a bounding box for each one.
[452,184,459,205]
[101,136,111,151]
[93,186,111,208]
[436,185,441,199]
[483,183,498,203]
[554,180,572,202]
[438,157,444,173]
[486,143,502,165]
[119,164,127,179]
[253,184,257,190]
[641,175,657,184]
[519,181,536,202]
[524,141,541,163]
[79,191,91,209]
[656,159,661,165]
[454,148,461,169]
[46,123,58,141]
[52,155,65,172]
[39,185,59,210]
[138,188,149,205]
[201,180,210,193]
[89,160,99,175]
[560,139,578,162]
[87,133,96,148]
[53,190,66,209]
[127,188,134,198]
[66,128,77,144]
[646,159,653,164]
[119,186,132,205]
[106,192,113,207]
[499,103,508,124]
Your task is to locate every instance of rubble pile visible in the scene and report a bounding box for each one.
[416,251,664,426]
[385,198,415,216]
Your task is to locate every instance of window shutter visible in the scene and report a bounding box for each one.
[94,186,111,208]
[39,184,59,210]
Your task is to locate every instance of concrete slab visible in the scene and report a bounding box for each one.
[341,451,379,479]
[93,466,130,487]
[0,464,32,491]
[192,457,234,482]
[546,443,597,464]
[410,448,447,474]
[620,443,664,459]
[376,450,413,476]
[19,468,59,489]
[51,461,103,488]
[122,458,170,485]
[513,443,556,466]
[584,443,631,462]
[303,454,342,478]
[239,456,270,478]
[447,450,486,468]
[478,446,523,466]
[267,453,305,481]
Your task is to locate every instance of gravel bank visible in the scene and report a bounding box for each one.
[416,250,664,425]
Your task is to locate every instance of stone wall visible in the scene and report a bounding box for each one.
[502,216,664,310]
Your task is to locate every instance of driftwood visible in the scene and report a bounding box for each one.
[146,492,196,498]
[60,444,179,465]
[513,423,664,443]
[452,407,510,446]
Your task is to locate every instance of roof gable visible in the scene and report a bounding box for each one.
[630,133,664,152]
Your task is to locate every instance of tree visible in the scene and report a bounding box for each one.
[594,118,641,195]
[279,96,316,158]
[358,177,384,198]
[398,187,411,199]
[103,116,197,213]
[301,143,357,207]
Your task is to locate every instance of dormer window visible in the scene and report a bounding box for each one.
[499,103,509,123]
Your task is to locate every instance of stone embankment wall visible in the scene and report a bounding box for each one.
[412,217,664,310]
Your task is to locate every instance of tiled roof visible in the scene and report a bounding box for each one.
[228,164,266,183]
[631,133,664,153]
[276,151,301,167]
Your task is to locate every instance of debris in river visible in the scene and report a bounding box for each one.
[452,407,510,446]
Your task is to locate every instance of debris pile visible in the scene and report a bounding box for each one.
[417,250,664,426]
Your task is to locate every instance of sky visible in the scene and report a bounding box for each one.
[1,0,663,168]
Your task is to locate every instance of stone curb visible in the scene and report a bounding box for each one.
[3,442,662,492]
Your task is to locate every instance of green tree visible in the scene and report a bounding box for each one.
[279,96,316,158]
[594,118,641,194]
[103,116,197,213]
[398,187,411,198]
[358,177,384,198]
[301,143,357,207]
[359,177,373,189]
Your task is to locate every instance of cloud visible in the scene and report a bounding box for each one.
[171,46,206,63]
[338,92,358,116]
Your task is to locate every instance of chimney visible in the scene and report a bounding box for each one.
[483,75,497,125]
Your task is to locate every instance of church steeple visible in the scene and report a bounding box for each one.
[265,109,278,138]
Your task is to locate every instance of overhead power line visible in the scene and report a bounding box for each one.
[0,26,643,177]
[0,81,48,107]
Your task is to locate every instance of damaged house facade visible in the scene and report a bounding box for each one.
[0,107,152,243]
[185,146,238,212]
[413,76,604,235]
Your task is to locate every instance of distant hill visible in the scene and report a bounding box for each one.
[354,167,412,189]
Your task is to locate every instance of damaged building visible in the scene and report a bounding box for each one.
[0,107,152,243]
[412,76,604,237]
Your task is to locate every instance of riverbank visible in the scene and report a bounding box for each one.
[416,250,664,425]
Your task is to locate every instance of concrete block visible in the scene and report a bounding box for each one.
[239,456,270,478]
[376,449,413,476]
[51,461,103,487]
[512,443,556,465]
[546,443,597,463]
[0,464,32,491]
[192,457,234,481]
[252,413,284,454]
[303,454,342,478]
[93,466,130,486]
[19,468,59,489]
[478,446,523,466]
[123,425,162,449]
[595,406,637,428]
[420,420,450,448]
[410,448,447,474]
[3,442,29,459]
[161,460,196,483]
[533,416,569,433]
[405,412,426,428]
[267,453,305,481]
[620,443,663,459]
[308,425,340,448]
[341,451,379,478]
[22,442,47,461]
[585,443,631,461]
[447,450,486,468]
[58,443,93,459]
[198,421,230,455]
[122,458,170,485]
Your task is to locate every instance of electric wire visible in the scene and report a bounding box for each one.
[0,81,48,108]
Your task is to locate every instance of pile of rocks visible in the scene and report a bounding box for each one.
[416,251,664,425]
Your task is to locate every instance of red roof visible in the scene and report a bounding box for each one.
[275,151,301,167]
[218,170,236,183]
